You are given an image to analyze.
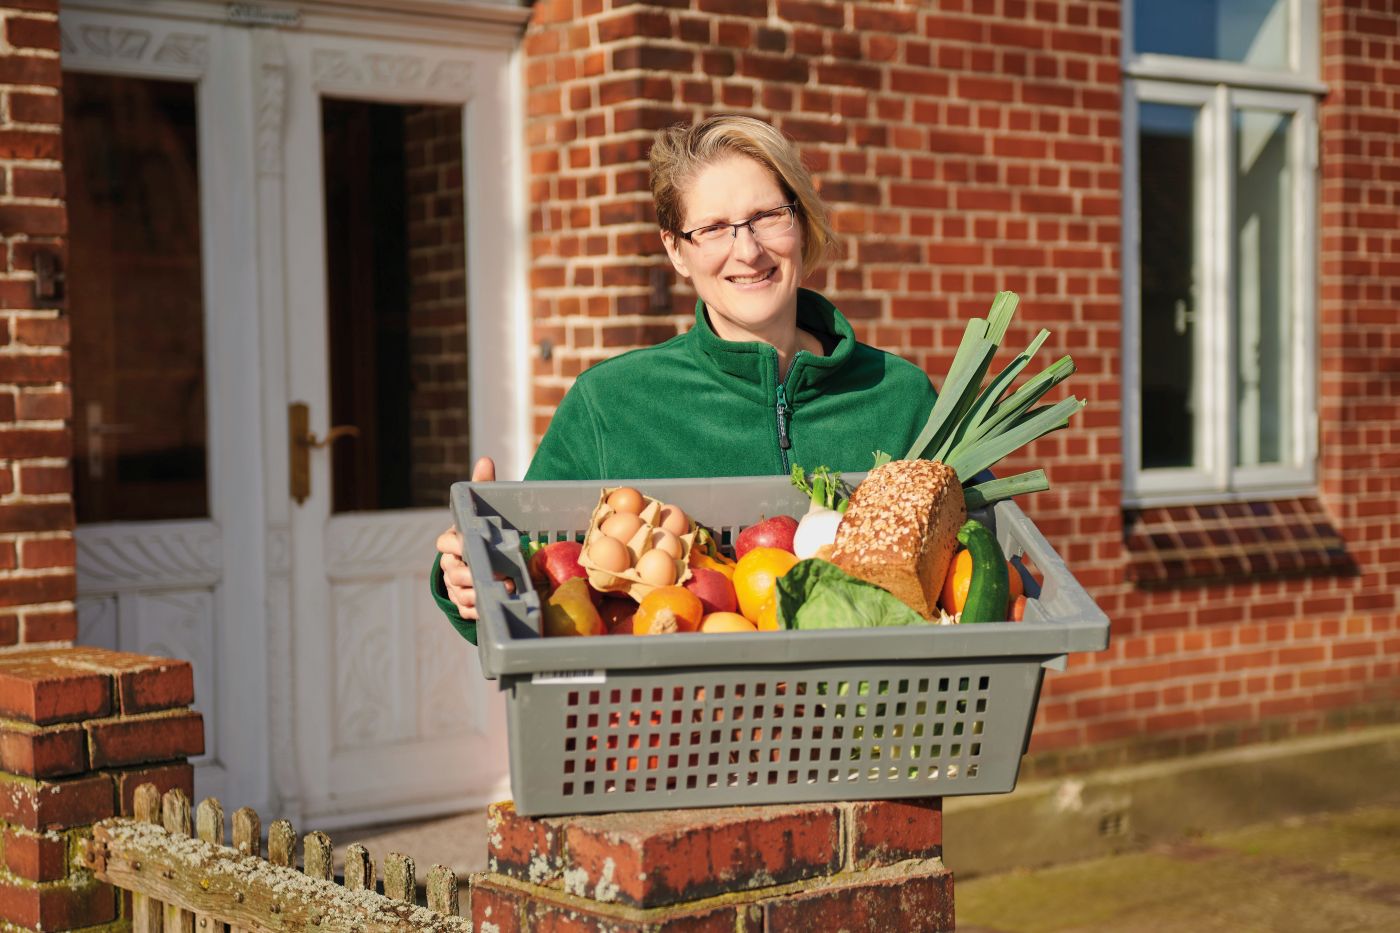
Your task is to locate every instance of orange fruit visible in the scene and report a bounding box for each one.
[940,549,973,614]
[755,599,780,631]
[632,585,703,635]
[732,547,799,622]
[700,612,756,633]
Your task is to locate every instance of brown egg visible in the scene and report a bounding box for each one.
[606,487,645,515]
[650,528,683,559]
[658,504,690,537]
[587,536,631,574]
[635,548,678,586]
[601,511,644,542]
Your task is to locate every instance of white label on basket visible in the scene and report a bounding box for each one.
[531,669,606,685]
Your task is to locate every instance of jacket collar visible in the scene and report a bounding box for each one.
[687,288,856,403]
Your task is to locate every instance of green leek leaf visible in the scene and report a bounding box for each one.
[964,470,1049,510]
[939,328,1051,462]
[946,396,1086,480]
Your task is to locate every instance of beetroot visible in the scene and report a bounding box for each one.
[734,515,798,559]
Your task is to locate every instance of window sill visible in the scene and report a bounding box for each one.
[1122,497,1355,588]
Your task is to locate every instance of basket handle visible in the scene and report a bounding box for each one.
[458,512,540,680]
[992,498,1109,638]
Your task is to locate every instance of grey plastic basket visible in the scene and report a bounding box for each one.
[452,474,1109,817]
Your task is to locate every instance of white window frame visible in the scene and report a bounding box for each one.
[1122,0,1323,507]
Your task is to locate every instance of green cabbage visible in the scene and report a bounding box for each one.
[776,559,925,630]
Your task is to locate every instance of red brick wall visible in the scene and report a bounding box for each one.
[404,105,472,507]
[1027,0,1400,774]
[475,799,952,930]
[522,0,1400,775]
[0,0,76,649]
[0,647,201,932]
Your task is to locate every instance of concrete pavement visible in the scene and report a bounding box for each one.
[955,804,1400,933]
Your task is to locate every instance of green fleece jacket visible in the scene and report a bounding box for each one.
[434,288,938,643]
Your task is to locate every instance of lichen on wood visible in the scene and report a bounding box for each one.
[88,820,468,933]
[233,808,261,858]
[426,866,457,916]
[384,854,414,903]
[162,789,196,933]
[304,832,333,882]
[345,843,374,893]
[132,784,163,933]
[268,820,296,869]
[197,799,225,847]
[83,784,466,933]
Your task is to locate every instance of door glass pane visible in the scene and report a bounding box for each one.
[1138,102,1205,471]
[1134,0,1290,70]
[1234,108,1293,467]
[322,99,469,513]
[64,73,209,523]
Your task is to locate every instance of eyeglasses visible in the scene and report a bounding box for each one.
[678,204,798,255]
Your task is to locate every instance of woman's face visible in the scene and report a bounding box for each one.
[661,154,805,342]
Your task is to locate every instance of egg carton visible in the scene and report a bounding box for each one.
[578,487,698,601]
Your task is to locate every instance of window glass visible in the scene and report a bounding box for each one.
[1138,102,1204,471]
[1134,0,1290,70]
[321,99,471,513]
[1234,108,1294,467]
[64,73,209,523]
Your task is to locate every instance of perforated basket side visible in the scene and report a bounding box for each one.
[503,658,1045,816]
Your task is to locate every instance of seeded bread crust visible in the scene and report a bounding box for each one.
[829,459,967,619]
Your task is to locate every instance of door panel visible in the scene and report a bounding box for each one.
[63,3,522,827]
[284,31,514,824]
[62,7,262,809]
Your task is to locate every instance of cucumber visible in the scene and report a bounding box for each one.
[956,519,1009,624]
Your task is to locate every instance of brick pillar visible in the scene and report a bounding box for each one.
[0,0,76,648]
[473,798,952,932]
[0,647,203,932]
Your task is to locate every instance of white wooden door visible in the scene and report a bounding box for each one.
[62,5,266,808]
[278,25,524,826]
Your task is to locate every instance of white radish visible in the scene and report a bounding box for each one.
[793,505,843,558]
[789,465,851,560]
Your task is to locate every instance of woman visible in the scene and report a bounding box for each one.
[433,114,937,641]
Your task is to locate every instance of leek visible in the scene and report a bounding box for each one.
[898,290,1085,507]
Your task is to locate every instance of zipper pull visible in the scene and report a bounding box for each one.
[775,384,791,451]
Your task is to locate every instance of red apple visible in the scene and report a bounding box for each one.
[683,566,738,615]
[529,541,588,593]
[734,514,799,559]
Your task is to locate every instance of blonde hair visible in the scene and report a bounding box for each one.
[649,114,838,271]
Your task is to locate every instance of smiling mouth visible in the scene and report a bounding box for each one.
[726,268,775,285]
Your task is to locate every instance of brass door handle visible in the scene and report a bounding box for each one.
[289,402,359,504]
[302,424,361,448]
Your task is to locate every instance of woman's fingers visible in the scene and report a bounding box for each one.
[436,526,464,559]
[441,550,474,589]
[437,460,508,623]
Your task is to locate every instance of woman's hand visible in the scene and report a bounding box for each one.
[437,456,512,620]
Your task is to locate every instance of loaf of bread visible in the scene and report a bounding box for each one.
[829,459,967,619]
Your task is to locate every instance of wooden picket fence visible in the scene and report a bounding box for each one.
[81,784,469,933]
